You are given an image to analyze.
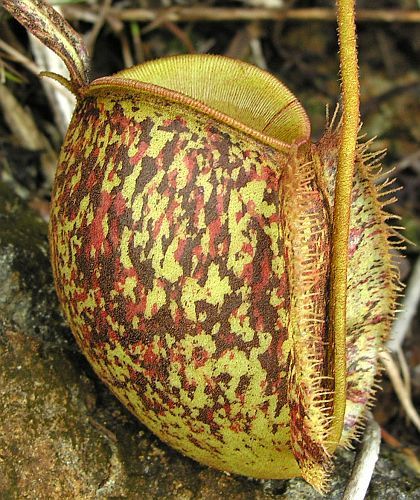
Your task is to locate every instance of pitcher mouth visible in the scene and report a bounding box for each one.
[83,54,311,153]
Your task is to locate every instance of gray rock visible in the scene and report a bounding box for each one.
[0,184,418,499]
[0,184,71,348]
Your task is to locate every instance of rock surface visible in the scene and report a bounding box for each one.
[0,184,418,499]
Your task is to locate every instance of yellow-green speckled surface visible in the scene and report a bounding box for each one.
[49,87,398,492]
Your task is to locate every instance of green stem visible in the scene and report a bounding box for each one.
[328,0,360,451]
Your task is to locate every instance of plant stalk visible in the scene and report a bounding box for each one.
[328,0,360,451]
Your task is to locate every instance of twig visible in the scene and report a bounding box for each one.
[397,346,411,398]
[243,0,284,7]
[361,81,420,116]
[388,255,420,352]
[225,27,251,60]
[119,29,134,69]
[376,149,420,182]
[62,6,420,25]
[0,57,28,84]
[381,428,420,475]
[161,22,196,54]
[380,350,420,432]
[0,83,58,185]
[0,38,40,75]
[383,257,420,432]
[103,6,134,68]
[0,58,4,84]
[248,22,267,69]
[85,0,112,56]
[129,22,144,64]
[342,413,381,500]
[88,416,117,443]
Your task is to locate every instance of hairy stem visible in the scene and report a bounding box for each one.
[328,0,360,450]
